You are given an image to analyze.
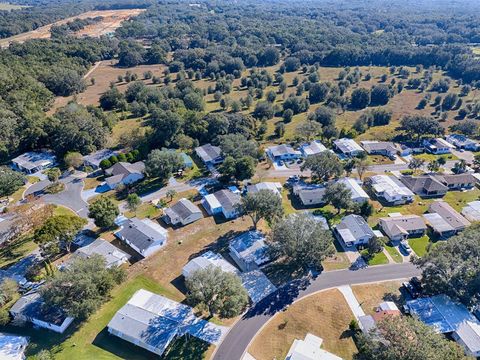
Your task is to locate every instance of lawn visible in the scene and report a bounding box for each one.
[322,239,351,271]
[408,235,433,257]
[361,250,389,266]
[384,243,403,263]
[413,153,458,162]
[124,202,161,219]
[443,188,480,212]
[0,236,37,269]
[351,280,404,316]
[53,205,77,216]
[369,195,431,226]
[248,289,357,360]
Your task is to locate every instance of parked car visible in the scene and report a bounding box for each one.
[403,281,419,298]
[400,240,412,254]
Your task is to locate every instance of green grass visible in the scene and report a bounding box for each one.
[125,203,161,219]
[53,205,76,216]
[408,235,432,257]
[0,236,38,269]
[361,250,389,266]
[413,153,458,162]
[443,188,480,212]
[384,243,403,263]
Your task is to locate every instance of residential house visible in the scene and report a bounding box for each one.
[202,189,241,219]
[195,144,223,166]
[405,295,480,358]
[423,201,470,238]
[9,292,74,334]
[462,201,480,222]
[83,149,117,170]
[423,138,453,154]
[400,175,448,198]
[0,333,29,360]
[11,151,56,174]
[266,144,302,162]
[334,214,376,247]
[446,134,480,151]
[107,289,228,356]
[292,183,326,206]
[229,231,270,272]
[333,138,364,157]
[104,161,145,190]
[163,198,203,226]
[246,182,282,197]
[65,238,130,268]
[379,214,427,241]
[337,178,369,203]
[360,141,398,159]
[114,218,168,258]
[367,175,415,205]
[358,302,400,334]
[285,333,342,360]
[182,251,238,278]
[435,174,476,191]
[300,140,327,157]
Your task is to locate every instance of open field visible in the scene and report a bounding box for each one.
[0,9,145,48]
[248,289,357,360]
[351,280,404,316]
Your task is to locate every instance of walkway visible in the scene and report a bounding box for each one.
[337,285,365,320]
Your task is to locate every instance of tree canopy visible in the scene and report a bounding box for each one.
[301,151,343,182]
[237,189,284,229]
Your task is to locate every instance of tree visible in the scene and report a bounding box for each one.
[309,82,330,104]
[323,182,352,214]
[366,236,383,257]
[166,189,177,202]
[452,159,467,174]
[283,109,294,123]
[275,122,285,138]
[414,224,480,308]
[284,57,300,72]
[0,278,18,306]
[359,201,373,219]
[234,156,256,181]
[427,160,440,173]
[400,115,443,142]
[219,134,258,159]
[185,266,248,318]
[269,213,335,269]
[450,120,479,136]
[126,193,141,212]
[64,152,83,169]
[350,88,371,109]
[473,154,480,171]
[88,196,119,229]
[296,121,322,141]
[370,84,391,106]
[355,316,466,360]
[253,101,274,120]
[41,255,125,319]
[46,167,61,183]
[145,149,183,182]
[0,166,25,199]
[183,92,205,111]
[408,158,425,173]
[301,151,343,182]
[283,96,310,114]
[237,189,284,229]
[308,106,336,127]
[355,157,370,180]
[442,93,459,111]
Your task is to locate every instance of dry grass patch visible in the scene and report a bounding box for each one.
[351,280,404,316]
[248,289,357,360]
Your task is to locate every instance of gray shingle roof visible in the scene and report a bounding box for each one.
[115,218,167,254]
[10,292,70,326]
[213,189,241,214]
[165,198,201,222]
[195,144,222,163]
[71,238,130,268]
[336,215,375,242]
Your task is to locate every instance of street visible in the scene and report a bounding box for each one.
[213,262,420,360]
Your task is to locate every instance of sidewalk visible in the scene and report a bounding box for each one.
[338,285,365,320]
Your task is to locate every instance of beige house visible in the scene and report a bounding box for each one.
[379,214,427,241]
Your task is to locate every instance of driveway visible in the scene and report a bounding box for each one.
[213,262,420,360]
[451,149,475,163]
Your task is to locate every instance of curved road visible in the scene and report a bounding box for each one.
[213,263,420,360]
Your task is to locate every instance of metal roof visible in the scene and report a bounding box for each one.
[229,231,270,266]
[182,251,238,278]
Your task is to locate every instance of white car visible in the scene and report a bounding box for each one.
[400,240,412,254]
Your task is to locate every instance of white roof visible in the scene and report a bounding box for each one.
[286,333,342,360]
[455,321,480,355]
[11,151,56,170]
[204,193,222,209]
[378,301,399,312]
[370,175,414,198]
[0,333,28,360]
[301,140,327,156]
[247,182,282,195]
[337,178,369,200]
[334,138,363,154]
[462,201,480,221]
[182,251,238,278]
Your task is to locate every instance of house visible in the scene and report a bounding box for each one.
[65,238,130,268]
[266,144,302,162]
[163,198,203,226]
[334,214,376,247]
[423,201,470,238]
[333,138,364,157]
[83,149,117,170]
[423,138,453,154]
[285,333,342,360]
[201,189,241,219]
[405,295,480,358]
[182,251,238,278]
[398,144,413,157]
[367,175,415,205]
[400,175,448,198]
[107,289,228,357]
[195,144,223,166]
[293,183,326,206]
[114,218,168,258]
[446,134,480,151]
[246,182,282,197]
[434,174,476,190]
[0,333,28,360]
[337,178,369,203]
[378,214,427,241]
[300,140,327,157]
[104,161,145,190]
[360,141,398,159]
[11,151,56,174]
[358,302,400,334]
[462,201,480,222]
[229,231,270,272]
[9,292,74,334]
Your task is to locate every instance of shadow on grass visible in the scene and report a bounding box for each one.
[162,335,210,360]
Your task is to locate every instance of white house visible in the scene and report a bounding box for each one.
[114,218,168,258]
[423,138,453,154]
[333,138,364,157]
[9,293,74,334]
[246,182,282,197]
[66,238,130,268]
[104,161,145,190]
[285,333,342,360]
[337,177,369,203]
[300,140,327,157]
[163,198,203,226]
[202,189,241,219]
[11,151,56,174]
[266,144,302,162]
[379,214,427,241]
[445,134,480,151]
[0,333,29,360]
[182,251,238,278]
[368,175,414,205]
[229,231,270,272]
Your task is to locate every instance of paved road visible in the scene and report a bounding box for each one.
[213,263,420,360]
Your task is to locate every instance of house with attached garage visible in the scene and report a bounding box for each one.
[434,173,476,191]
[333,138,364,157]
[229,231,270,272]
[195,143,223,166]
[299,140,327,157]
[201,189,241,219]
[114,218,168,258]
[64,238,130,268]
[358,301,401,334]
[9,292,74,334]
[367,175,414,205]
[423,138,453,154]
[334,214,376,247]
[104,161,145,190]
[423,201,470,238]
[445,134,480,151]
[163,198,203,226]
[360,140,399,159]
[266,144,302,162]
[400,175,448,198]
[11,151,56,174]
[0,332,29,360]
[378,213,427,241]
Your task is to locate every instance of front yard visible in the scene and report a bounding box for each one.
[351,280,404,316]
